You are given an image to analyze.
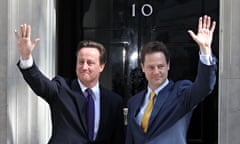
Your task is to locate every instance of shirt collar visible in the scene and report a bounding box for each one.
[77,79,99,100]
[147,79,169,97]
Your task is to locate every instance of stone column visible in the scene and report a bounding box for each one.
[219,0,240,144]
[0,0,56,143]
[0,0,8,143]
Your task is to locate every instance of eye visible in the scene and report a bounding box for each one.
[158,65,167,70]
[158,65,164,69]
[87,61,95,66]
[147,66,154,71]
[78,60,84,65]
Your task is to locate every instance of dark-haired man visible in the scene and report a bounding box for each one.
[14,25,124,144]
[126,15,217,144]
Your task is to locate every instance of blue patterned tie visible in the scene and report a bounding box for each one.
[86,88,95,141]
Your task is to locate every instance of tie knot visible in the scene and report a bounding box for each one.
[150,91,156,100]
[86,88,92,94]
[86,88,94,99]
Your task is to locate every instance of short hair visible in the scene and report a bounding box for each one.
[140,41,170,64]
[76,40,107,64]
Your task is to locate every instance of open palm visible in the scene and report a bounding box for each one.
[188,15,216,55]
[14,24,40,60]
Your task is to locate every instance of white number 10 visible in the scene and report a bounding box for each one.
[132,4,153,17]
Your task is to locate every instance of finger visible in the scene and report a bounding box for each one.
[188,30,197,41]
[26,25,31,38]
[210,21,216,33]
[14,29,20,40]
[198,16,203,33]
[20,24,24,37]
[206,16,211,29]
[23,24,27,37]
[203,15,207,29]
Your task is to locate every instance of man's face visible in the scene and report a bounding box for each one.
[76,47,105,87]
[141,52,169,90]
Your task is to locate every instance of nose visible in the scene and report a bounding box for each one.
[152,67,159,74]
[82,62,88,69]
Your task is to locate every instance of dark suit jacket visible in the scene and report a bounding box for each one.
[126,61,216,144]
[17,62,125,144]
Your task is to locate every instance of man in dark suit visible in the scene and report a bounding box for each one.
[14,25,124,144]
[126,15,217,144]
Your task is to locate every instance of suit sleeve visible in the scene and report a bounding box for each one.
[180,60,217,110]
[112,97,126,144]
[17,60,59,103]
[125,101,134,144]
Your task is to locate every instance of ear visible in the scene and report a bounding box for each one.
[99,64,105,72]
[167,62,170,70]
[141,63,145,73]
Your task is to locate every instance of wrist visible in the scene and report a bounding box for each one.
[199,46,212,55]
[21,55,31,60]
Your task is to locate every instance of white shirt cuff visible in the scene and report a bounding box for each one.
[19,55,33,69]
[199,54,215,66]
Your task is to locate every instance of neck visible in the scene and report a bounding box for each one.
[149,79,169,91]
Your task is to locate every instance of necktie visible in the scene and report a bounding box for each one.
[86,88,95,141]
[141,91,156,132]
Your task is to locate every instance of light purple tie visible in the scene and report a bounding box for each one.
[86,88,95,141]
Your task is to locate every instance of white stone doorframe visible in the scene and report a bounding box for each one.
[219,0,240,144]
[5,0,56,143]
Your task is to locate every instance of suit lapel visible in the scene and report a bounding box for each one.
[71,79,88,135]
[132,90,148,133]
[95,86,106,140]
[147,81,173,135]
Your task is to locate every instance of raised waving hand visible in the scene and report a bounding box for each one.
[14,24,40,60]
[188,15,216,55]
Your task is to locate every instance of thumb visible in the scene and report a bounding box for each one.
[188,30,200,45]
[32,38,40,47]
[13,29,20,41]
[187,30,197,40]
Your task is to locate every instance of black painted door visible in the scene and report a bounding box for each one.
[57,0,219,143]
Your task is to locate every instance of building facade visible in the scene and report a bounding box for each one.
[0,0,240,143]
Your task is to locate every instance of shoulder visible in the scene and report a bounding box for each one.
[171,80,193,96]
[52,75,69,84]
[128,90,145,105]
[174,80,192,88]
[52,75,76,89]
[171,79,192,90]
[100,87,123,102]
